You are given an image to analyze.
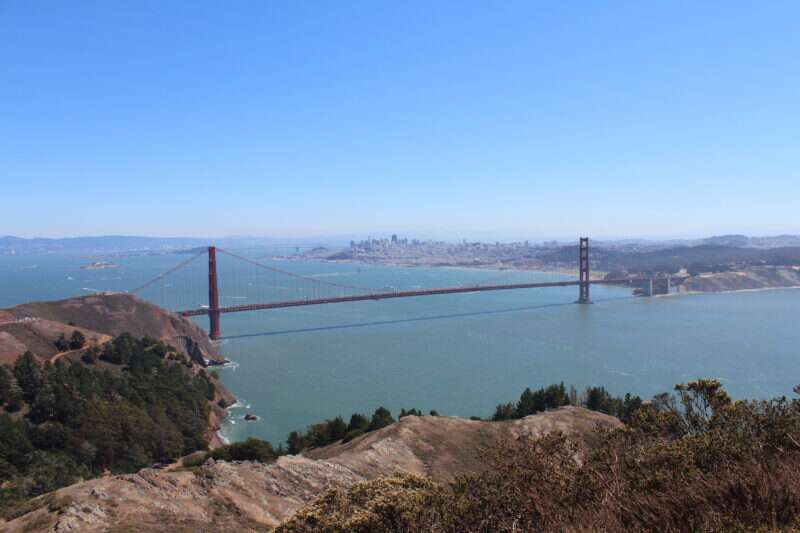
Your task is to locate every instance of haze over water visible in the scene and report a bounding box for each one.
[1,250,798,446]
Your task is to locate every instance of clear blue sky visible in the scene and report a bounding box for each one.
[1,1,798,240]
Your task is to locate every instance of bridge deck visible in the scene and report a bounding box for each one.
[179,278,643,317]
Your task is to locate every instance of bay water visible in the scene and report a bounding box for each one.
[1,250,798,446]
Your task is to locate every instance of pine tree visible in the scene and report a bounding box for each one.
[29,378,57,423]
[286,431,307,455]
[13,351,42,403]
[69,330,86,350]
[327,416,348,442]
[368,406,394,431]
[54,334,69,352]
[347,413,370,432]
[0,365,11,406]
[492,402,516,421]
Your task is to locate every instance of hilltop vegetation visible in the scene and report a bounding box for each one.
[285,406,400,454]
[10,376,800,532]
[279,379,800,532]
[0,334,221,519]
[491,382,642,423]
[281,384,640,457]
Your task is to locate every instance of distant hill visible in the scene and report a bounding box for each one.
[699,234,752,247]
[0,235,341,255]
[594,234,800,250]
[750,235,800,248]
[541,244,800,275]
[698,234,800,248]
[0,235,210,255]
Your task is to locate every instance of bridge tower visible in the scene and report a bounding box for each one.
[577,237,591,304]
[208,246,221,340]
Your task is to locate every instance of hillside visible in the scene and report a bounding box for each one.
[0,407,620,532]
[0,333,235,525]
[0,293,221,365]
[679,266,800,292]
[543,244,800,274]
[278,380,800,533]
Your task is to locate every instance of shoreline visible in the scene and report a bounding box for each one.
[308,256,599,278]
[216,428,230,446]
[318,257,800,297]
[678,285,800,297]
[215,395,250,446]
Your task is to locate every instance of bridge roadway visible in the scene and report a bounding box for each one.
[179,278,646,317]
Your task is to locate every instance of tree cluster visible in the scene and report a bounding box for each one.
[492,382,642,423]
[53,330,86,352]
[286,406,406,454]
[0,335,219,518]
[209,438,277,463]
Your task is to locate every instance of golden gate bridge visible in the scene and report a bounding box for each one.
[130,238,668,340]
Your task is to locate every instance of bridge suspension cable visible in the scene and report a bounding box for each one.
[216,248,377,294]
[129,251,205,294]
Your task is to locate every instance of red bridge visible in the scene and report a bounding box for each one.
[131,238,665,340]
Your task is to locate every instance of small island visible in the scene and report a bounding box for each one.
[81,261,119,270]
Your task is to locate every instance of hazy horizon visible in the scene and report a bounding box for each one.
[3,229,800,244]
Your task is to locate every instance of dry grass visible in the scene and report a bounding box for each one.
[278,381,800,533]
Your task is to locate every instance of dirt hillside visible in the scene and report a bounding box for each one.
[1,407,620,533]
[681,266,800,292]
[0,293,221,364]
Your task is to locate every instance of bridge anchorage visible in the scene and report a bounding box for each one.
[130,238,670,340]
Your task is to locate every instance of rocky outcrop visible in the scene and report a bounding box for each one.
[0,293,222,364]
[1,407,620,533]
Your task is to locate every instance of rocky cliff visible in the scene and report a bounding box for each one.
[0,407,620,533]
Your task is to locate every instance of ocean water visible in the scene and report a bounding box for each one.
[1,251,799,446]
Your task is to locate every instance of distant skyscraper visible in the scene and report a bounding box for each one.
[391,234,398,244]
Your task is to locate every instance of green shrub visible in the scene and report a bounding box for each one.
[209,438,276,463]
[68,331,86,350]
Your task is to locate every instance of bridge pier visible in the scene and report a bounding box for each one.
[208,246,221,340]
[652,277,671,295]
[576,237,591,304]
[643,278,654,297]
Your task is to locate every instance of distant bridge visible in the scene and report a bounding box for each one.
[131,238,669,340]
